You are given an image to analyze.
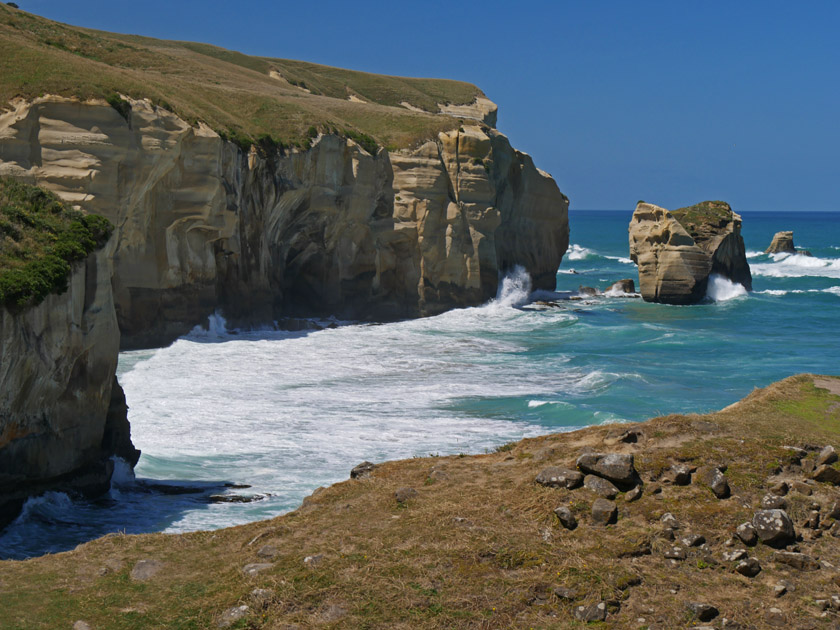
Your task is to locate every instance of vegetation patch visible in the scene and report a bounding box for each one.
[671,200,732,238]
[0,177,111,308]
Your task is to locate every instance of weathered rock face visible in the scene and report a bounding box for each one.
[0,96,569,348]
[766,231,796,254]
[628,201,751,304]
[0,249,138,527]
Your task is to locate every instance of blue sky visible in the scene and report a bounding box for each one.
[19,1,840,211]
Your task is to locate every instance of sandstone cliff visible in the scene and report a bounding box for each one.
[629,201,751,304]
[0,248,138,527]
[0,96,569,348]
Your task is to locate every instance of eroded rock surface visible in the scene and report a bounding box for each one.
[0,96,569,349]
[628,201,751,304]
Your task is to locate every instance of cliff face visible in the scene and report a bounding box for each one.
[0,248,138,527]
[0,96,569,348]
[628,201,751,304]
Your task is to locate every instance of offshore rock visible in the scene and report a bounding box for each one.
[0,97,569,349]
[628,201,751,304]
[765,231,810,255]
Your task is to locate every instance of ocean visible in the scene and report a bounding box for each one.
[2,209,838,559]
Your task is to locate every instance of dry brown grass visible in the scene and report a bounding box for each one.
[2,374,840,629]
[0,4,483,151]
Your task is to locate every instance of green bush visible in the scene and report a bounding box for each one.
[0,178,113,309]
[106,93,131,122]
[342,129,379,156]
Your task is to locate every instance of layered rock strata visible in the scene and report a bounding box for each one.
[0,96,569,348]
[0,249,139,527]
[628,201,751,304]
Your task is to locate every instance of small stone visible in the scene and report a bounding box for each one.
[257,545,278,559]
[554,586,579,600]
[735,522,758,546]
[647,483,662,495]
[350,461,375,478]
[815,599,830,611]
[827,501,840,520]
[791,480,813,495]
[806,511,821,529]
[769,480,789,496]
[249,588,273,608]
[73,623,92,630]
[553,506,578,530]
[687,602,719,622]
[680,533,705,547]
[773,551,820,571]
[765,608,786,626]
[584,474,619,499]
[735,557,761,577]
[782,446,807,461]
[773,583,787,597]
[218,605,249,628]
[752,509,795,546]
[394,487,418,503]
[660,512,680,529]
[303,554,324,567]
[813,465,840,485]
[761,494,788,510]
[130,559,164,582]
[574,602,607,622]
[664,547,686,560]
[722,549,748,562]
[535,466,583,489]
[802,458,816,474]
[242,563,273,577]
[591,498,617,525]
[818,446,839,466]
[625,486,643,502]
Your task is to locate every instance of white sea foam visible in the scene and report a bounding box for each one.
[824,286,840,296]
[746,250,765,258]
[752,253,840,279]
[492,266,532,308]
[605,255,634,265]
[706,274,748,302]
[528,400,549,408]
[567,244,595,260]
[13,491,74,525]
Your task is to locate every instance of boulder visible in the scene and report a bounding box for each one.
[574,602,607,622]
[812,465,840,485]
[772,551,820,571]
[735,522,758,546]
[576,452,639,489]
[696,466,730,499]
[578,286,600,297]
[350,461,375,479]
[662,464,692,486]
[761,494,788,510]
[687,602,719,622]
[553,506,578,530]
[218,605,249,628]
[735,558,761,577]
[817,445,838,466]
[591,499,618,525]
[535,467,584,489]
[394,487,418,503]
[624,486,643,502]
[752,510,795,546]
[584,475,619,499]
[605,279,636,294]
[629,200,751,304]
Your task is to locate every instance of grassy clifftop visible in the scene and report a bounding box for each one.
[0,4,484,150]
[2,374,840,628]
[0,177,111,308]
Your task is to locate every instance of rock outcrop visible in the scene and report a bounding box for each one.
[0,248,139,527]
[765,230,811,256]
[628,201,751,304]
[0,96,569,348]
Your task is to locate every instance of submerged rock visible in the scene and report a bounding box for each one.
[628,200,751,304]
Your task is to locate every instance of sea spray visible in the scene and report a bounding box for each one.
[493,266,532,308]
[706,274,748,302]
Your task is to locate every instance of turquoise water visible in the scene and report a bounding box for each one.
[1,209,838,559]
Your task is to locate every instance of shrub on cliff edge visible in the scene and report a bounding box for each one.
[0,178,112,308]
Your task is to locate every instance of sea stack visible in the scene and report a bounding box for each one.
[766,231,810,256]
[629,200,752,304]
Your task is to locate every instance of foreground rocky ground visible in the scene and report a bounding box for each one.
[2,374,839,629]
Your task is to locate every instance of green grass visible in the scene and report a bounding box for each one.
[0,177,112,308]
[670,200,732,236]
[0,4,484,150]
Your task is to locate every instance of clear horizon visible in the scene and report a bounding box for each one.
[14,0,840,212]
